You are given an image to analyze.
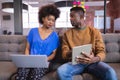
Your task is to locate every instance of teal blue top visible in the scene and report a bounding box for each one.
[27,28,59,56]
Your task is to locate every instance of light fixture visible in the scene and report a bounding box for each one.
[54,1,110,7]
[2,2,28,13]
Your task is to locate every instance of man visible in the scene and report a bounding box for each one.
[57,6,117,80]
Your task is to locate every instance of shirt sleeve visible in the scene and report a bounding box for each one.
[94,30,106,61]
[62,33,71,59]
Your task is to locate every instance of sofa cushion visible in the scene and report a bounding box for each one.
[0,61,17,80]
[0,34,120,80]
[41,71,59,80]
[41,71,83,80]
[82,73,98,80]
[102,34,120,62]
[0,35,26,61]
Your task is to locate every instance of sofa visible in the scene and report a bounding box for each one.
[0,33,120,80]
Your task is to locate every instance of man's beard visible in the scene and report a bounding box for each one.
[71,21,77,26]
[71,21,82,28]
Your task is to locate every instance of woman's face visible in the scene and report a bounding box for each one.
[42,15,55,28]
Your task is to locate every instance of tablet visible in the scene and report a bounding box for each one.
[72,44,92,65]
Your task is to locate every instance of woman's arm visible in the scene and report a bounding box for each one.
[25,41,30,55]
[47,49,57,61]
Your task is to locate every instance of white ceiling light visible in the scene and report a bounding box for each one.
[2,2,28,13]
[54,0,110,8]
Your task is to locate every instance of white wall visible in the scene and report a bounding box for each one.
[0,11,14,34]
[1,13,14,34]
[0,1,14,35]
[23,28,30,35]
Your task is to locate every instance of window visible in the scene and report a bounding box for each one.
[55,7,72,28]
[23,6,72,29]
[23,5,39,28]
[94,10,110,29]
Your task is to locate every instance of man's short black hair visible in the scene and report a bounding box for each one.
[70,7,85,14]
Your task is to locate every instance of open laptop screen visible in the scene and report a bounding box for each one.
[11,54,49,68]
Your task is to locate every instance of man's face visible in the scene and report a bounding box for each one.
[70,11,84,28]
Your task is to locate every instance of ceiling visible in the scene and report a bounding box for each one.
[22,0,108,7]
[0,0,109,9]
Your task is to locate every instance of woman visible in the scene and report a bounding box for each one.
[16,4,60,80]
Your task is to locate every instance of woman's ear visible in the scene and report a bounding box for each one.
[42,17,45,23]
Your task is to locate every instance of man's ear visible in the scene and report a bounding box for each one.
[84,13,86,20]
[84,17,86,20]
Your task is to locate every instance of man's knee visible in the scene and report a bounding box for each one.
[103,65,117,80]
[106,67,116,76]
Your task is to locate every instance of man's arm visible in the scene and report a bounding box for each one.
[75,29,105,64]
[95,30,106,61]
[62,34,72,60]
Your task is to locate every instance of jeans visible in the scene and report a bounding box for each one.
[57,62,117,80]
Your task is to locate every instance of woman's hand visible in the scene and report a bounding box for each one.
[47,49,57,61]
[25,42,30,55]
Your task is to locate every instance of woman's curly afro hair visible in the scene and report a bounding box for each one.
[38,4,60,24]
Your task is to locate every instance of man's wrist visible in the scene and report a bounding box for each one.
[93,56,100,63]
[95,56,101,62]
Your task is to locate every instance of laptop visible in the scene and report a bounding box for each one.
[72,44,92,65]
[11,54,49,68]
